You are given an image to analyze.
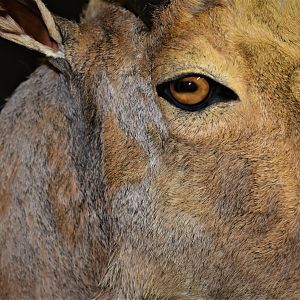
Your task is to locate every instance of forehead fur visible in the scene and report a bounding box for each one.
[157,0,300,40]
[227,0,300,44]
[152,0,300,61]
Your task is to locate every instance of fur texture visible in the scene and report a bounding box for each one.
[0,0,299,299]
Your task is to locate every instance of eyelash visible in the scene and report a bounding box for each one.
[156,74,239,112]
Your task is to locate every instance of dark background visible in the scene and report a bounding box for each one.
[0,0,88,107]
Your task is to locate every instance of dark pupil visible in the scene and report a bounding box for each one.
[174,81,198,93]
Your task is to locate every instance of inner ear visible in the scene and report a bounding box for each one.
[1,0,58,51]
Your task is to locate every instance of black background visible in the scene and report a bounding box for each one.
[0,0,88,106]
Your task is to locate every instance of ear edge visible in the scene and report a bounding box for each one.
[0,0,65,58]
[34,0,62,44]
[0,13,24,35]
[0,31,65,58]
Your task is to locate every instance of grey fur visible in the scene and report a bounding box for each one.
[1,0,300,299]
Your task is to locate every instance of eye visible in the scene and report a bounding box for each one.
[157,74,238,112]
[170,76,210,105]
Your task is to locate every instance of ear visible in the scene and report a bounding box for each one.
[0,0,64,58]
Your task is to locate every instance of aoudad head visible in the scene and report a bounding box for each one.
[1,0,299,298]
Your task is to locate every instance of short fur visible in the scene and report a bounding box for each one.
[0,0,299,299]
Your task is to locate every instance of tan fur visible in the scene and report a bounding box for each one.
[44,110,81,248]
[0,0,299,299]
[141,0,300,298]
[103,113,149,194]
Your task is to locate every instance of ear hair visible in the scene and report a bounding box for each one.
[0,0,64,58]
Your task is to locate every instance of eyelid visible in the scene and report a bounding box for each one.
[156,71,230,87]
[154,63,228,83]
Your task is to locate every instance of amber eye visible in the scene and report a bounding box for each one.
[170,76,210,105]
[157,74,238,112]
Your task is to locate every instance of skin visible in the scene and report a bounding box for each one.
[0,0,299,299]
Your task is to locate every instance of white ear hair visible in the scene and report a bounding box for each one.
[0,0,64,58]
[34,0,62,44]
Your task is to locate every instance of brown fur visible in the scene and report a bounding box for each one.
[0,0,299,299]
[103,113,149,194]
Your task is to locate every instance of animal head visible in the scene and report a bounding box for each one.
[0,0,299,299]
